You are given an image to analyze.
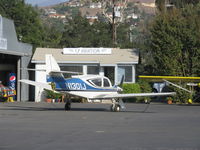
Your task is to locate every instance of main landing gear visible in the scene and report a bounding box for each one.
[110,99,125,112]
[111,104,121,112]
[65,101,71,111]
[64,96,71,111]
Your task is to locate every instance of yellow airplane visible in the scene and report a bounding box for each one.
[139,75,200,104]
[139,76,200,82]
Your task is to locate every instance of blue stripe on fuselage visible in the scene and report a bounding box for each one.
[47,76,116,91]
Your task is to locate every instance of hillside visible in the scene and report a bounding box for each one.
[39,0,156,24]
[26,0,69,6]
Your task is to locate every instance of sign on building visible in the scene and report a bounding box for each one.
[63,48,112,55]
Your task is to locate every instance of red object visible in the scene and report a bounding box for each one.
[9,76,16,81]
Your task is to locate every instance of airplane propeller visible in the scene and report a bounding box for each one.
[119,75,124,87]
[117,75,124,92]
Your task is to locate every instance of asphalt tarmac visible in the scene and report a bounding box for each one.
[0,102,200,150]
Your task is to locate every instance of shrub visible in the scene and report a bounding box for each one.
[45,89,62,99]
[122,83,141,94]
[137,79,152,102]
[122,83,141,102]
[137,79,152,93]
[170,86,191,103]
[122,81,152,103]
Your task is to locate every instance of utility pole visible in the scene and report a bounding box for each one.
[112,0,117,47]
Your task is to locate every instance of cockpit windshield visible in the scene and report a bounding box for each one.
[90,78,102,87]
[88,77,111,87]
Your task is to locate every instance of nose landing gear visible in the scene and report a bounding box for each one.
[110,99,125,112]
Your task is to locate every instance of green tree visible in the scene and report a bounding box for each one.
[60,15,113,47]
[116,23,133,48]
[91,21,113,47]
[60,15,94,47]
[156,0,200,10]
[42,26,62,48]
[155,0,166,11]
[149,6,200,76]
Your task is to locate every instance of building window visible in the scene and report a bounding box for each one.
[60,65,83,78]
[87,66,99,75]
[118,66,132,83]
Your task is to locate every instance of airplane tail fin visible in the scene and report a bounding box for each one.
[45,54,81,76]
[45,54,61,75]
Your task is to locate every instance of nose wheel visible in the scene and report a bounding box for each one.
[111,104,121,112]
[110,99,125,112]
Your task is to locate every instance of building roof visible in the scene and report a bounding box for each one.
[32,48,139,65]
[79,7,102,17]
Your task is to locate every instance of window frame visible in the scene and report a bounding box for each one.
[118,65,133,83]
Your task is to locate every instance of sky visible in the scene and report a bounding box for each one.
[25,0,68,7]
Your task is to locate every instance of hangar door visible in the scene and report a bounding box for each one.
[0,54,20,101]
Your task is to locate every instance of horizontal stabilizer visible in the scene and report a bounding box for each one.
[21,68,46,71]
[50,70,82,74]
[19,79,52,91]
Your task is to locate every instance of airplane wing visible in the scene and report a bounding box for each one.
[91,92,176,99]
[19,79,53,91]
[139,76,200,82]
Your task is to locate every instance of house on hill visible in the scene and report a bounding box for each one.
[89,2,102,8]
[129,0,156,14]
[79,7,102,24]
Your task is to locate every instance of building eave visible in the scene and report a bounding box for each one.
[32,60,100,64]
[0,49,29,56]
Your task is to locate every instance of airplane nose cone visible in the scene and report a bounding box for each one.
[117,86,123,92]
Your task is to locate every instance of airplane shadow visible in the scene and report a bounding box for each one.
[0,105,64,111]
[1,104,155,113]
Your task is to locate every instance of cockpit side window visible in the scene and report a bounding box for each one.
[88,78,102,87]
[103,78,111,87]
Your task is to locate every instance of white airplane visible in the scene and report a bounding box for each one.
[20,54,175,112]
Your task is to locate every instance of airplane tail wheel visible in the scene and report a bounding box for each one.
[65,102,71,111]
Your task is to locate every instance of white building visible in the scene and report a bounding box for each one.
[32,47,139,102]
[89,2,102,8]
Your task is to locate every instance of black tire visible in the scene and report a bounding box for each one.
[65,102,71,111]
[114,104,121,112]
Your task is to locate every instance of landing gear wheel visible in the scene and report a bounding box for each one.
[114,105,121,112]
[111,104,121,112]
[65,102,71,111]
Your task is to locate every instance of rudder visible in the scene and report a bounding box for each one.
[45,54,61,75]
